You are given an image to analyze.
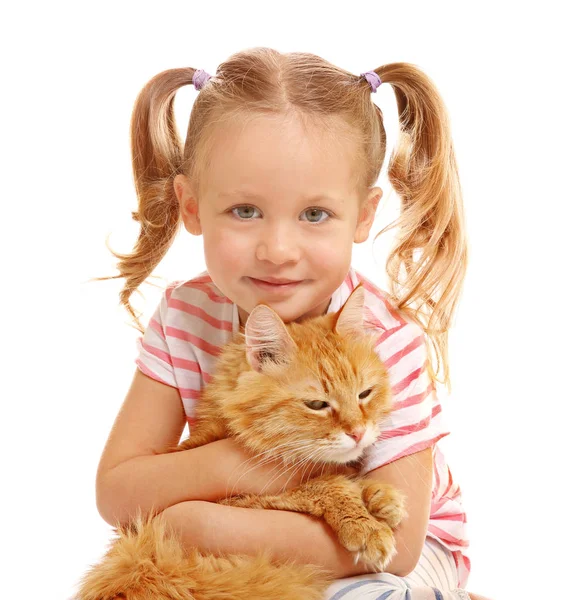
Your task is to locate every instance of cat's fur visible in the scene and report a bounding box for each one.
[76,285,406,600]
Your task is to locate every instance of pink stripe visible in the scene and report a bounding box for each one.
[180,387,201,400]
[344,272,353,289]
[391,366,423,396]
[165,280,184,302]
[392,383,432,411]
[140,339,173,366]
[379,433,449,465]
[385,335,424,370]
[166,326,223,357]
[376,324,405,344]
[449,550,471,588]
[460,555,471,587]
[135,360,175,388]
[171,357,201,373]
[181,281,231,304]
[149,317,166,341]
[427,524,470,547]
[430,499,467,521]
[169,358,213,384]
[186,415,198,427]
[379,407,437,440]
[357,275,407,326]
[190,274,212,283]
[442,471,458,499]
[364,310,386,332]
[170,298,233,331]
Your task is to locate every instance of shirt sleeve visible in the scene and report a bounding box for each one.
[135,290,178,388]
[359,322,450,474]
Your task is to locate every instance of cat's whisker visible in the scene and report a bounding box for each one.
[277,449,328,493]
[257,446,322,495]
[224,441,316,499]
[278,447,334,493]
[257,445,331,495]
[392,452,433,481]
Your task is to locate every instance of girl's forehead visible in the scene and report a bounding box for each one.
[203,114,360,197]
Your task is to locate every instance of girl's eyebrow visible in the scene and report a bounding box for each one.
[218,190,342,203]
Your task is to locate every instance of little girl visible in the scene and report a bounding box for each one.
[95,47,490,600]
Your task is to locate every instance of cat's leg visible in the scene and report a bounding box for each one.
[219,474,401,570]
[166,420,228,452]
[358,478,407,528]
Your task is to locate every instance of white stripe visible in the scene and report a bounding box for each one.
[135,339,177,387]
[362,287,404,330]
[361,413,448,472]
[376,323,424,367]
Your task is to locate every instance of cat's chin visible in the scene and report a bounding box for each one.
[327,447,366,465]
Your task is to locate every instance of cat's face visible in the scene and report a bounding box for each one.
[230,285,392,465]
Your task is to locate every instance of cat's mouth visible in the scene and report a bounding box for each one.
[325,429,377,463]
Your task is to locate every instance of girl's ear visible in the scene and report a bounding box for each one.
[354,187,382,243]
[335,284,365,337]
[174,174,202,236]
[245,305,297,372]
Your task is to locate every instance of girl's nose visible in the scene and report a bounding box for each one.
[255,225,301,265]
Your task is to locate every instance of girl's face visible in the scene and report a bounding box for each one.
[175,114,382,325]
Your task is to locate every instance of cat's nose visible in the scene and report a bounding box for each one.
[347,428,366,444]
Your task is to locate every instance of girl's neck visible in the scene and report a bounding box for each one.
[237,297,332,328]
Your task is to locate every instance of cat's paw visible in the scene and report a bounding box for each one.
[360,480,407,529]
[337,517,397,570]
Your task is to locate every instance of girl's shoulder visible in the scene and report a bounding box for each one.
[162,271,233,309]
[348,268,415,334]
[154,272,236,341]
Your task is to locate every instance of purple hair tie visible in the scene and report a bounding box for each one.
[360,71,382,93]
[192,69,212,91]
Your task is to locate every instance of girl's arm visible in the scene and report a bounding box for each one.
[96,370,352,526]
[161,447,433,578]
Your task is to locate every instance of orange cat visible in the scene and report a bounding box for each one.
[76,285,406,600]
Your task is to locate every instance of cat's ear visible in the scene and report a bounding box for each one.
[245,305,297,372]
[335,284,365,337]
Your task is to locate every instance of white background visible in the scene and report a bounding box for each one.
[2,2,570,599]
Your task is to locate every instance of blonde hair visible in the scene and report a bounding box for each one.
[98,47,468,392]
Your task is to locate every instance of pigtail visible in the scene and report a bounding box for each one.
[374,63,468,392]
[94,68,199,333]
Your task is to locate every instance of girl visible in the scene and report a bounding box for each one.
[95,47,491,600]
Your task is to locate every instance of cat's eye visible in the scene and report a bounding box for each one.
[359,388,372,399]
[304,400,330,410]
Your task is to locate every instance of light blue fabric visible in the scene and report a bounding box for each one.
[323,537,470,600]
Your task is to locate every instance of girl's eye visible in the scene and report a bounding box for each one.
[304,400,330,411]
[359,388,372,399]
[301,208,330,223]
[231,205,261,219]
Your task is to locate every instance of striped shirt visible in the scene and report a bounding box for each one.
[135,267,471,587]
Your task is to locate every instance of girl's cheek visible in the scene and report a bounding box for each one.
[311,236,352,267]
[205,227,252,262]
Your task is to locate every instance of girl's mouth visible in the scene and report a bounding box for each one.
[248,277,304,293]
